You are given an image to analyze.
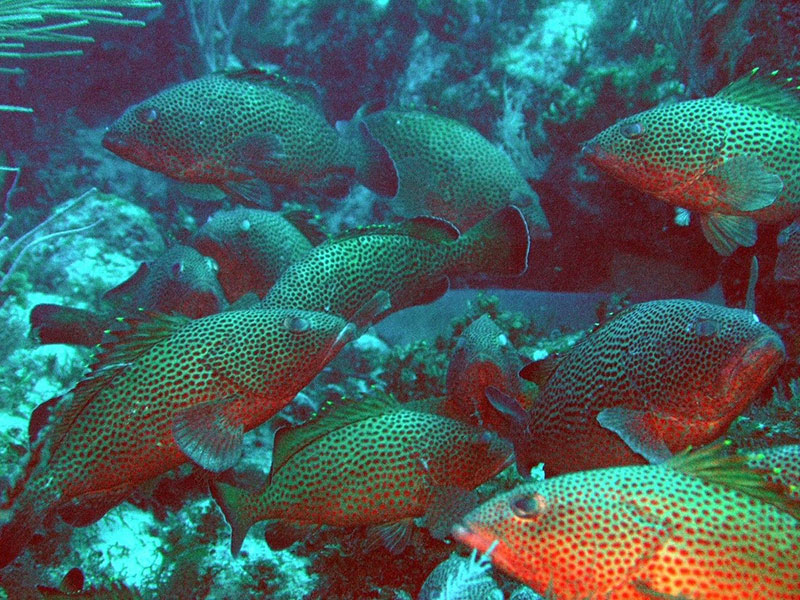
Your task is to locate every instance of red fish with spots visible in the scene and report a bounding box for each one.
[454,444,800,599]
[210,394,512,554]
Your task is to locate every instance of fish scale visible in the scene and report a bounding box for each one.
[504,299,785,477]
[454,444,800,599]
[0,307,361,568]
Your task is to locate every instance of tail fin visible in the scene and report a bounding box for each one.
[449,205,530,277]
[209,480,264,556]
[30,304,107,347]
[337,101,397,197]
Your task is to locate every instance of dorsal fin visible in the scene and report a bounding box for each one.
[223,68,324,109]
[282,209,328,246]
[668,441,800,521]
[331,216,459,245]
[271,393,401,476]
[34,312,192,453]
[716,68,800,121]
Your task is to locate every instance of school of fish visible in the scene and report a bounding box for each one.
[1,61,799,600]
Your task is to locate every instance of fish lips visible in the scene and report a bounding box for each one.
[716,330,785,408]
[101,130,131,156]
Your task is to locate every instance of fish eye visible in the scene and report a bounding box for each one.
[690,317,719,339]
[135,106,159,124]
[170,262,184,278]
[509,493,546,519]
[283,316,311,334]
[620,121,644,140]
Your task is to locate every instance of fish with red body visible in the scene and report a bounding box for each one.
[102,70,355,200]
[583,69,800,255]
[261,206,530,322]
[30,244,228,346]
[210,394,512,555]
[0,296,387,568]
[746,444,800,501]
[190,207,318,302]
[441,314,530,437]
[454,443,800,599]
[488,299,785,477]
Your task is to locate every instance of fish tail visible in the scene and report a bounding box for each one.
[30,303,106,347]
[450,205,531,277]
[209,480,265,556]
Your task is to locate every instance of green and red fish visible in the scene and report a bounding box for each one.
[746,444,800,501]
[190,207,319,302]
[583,69,800,255]
[102,70,355,200]
[489,299,785,477]
[210,394,512,554]
[775,220,800,283]
[351,108,550,237]
[31,244,228,346]
[0,299,385,568]
[454,443,800,599]
[261,205,530,322]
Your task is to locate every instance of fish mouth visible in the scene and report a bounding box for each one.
[580,141,607,162]
[101,130,130,155]
[452,522,499,557]
[717,332,785,405]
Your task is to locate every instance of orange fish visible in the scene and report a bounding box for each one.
[210,394,512,554]
[583,69,800,255]
[0,298,386,568]
[488,299,785,477]
[454,443,800,599]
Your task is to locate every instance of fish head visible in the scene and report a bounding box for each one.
[271,309,356,373]
[156,246,226,318]
[775,221,800,283]
[624,300,785,424]
[582,100,722,196]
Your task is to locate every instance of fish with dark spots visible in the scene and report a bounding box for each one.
[190,207,318,302]
[30,244,228,346]
[488,299,785,477]
[454,443,800,599]
[350,107,550,237]
[583,68,800,255]
[210,394,512,555]
[746,444,800,501]
[441,314,531,437]
[775,219,800,283]
[0,297,388,568]
[261,205,530,322]
[102,69,356,200]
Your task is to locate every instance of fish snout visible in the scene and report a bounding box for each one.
[101,130,130,155]
[580,141,606,162]
[718,331,785,403]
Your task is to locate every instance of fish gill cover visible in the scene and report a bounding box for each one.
[1,1,800,599]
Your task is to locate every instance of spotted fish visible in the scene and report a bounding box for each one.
[190,207,319,302]
[488,299,785,477]
[210,394,512,555]
[454,443,800,599]
[102,70,355,200]
[30,244,228,346]
[583,69,800,255]
[775,220,800,283]
[0,298,387,568]
[351,108,550,236]
[746,444,800,501]
[261,205,530,322]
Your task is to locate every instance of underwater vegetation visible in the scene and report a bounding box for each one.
[1,0,800,599]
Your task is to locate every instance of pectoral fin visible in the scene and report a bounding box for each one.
[597,407,672,464]
[172,396,244,472]
[705,155,783,211]
[700,212,757,256]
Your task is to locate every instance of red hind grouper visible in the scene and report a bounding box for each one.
[746,444,800,501]
[441,314,531,437]
[210,394,513,555]
[487,299,785,477]
[30,244,228,346]
[0,298,387,569]
[775,220,800,283]
[102,70,356,200]
[261,205,530,322]
[190,207,318,302]
[453,443,800,599]
[350,107,551,237]
[583,68,800,255]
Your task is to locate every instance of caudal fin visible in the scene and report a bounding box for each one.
[450,205,531,278]
[209,480,264,556]
[30,304,107,347]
